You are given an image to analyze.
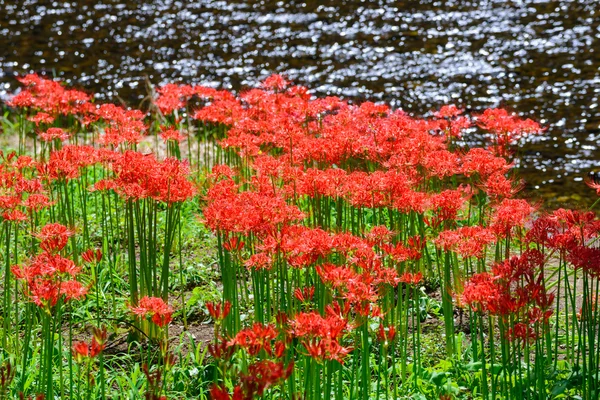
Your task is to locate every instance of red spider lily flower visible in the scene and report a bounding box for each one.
[291,308,349,341]
[154,84,196,115]
[461,272,499,313]
[243,252,273,270]
[377,324,396,345]
[232,323,278,356]
[490,198,535,237]
[586,179,600,195]
[421,149,461,179]
[294,286,315,303]
[81,249,103,264]
[435,226,496,259]
[72,336,105,363]
[430,186,471,223]
[59,280,88,302]
[26,279,61,309]
[239,360,294,398]
[223,236,245,252]
[208,338,236,360]
[130,296,173,327]
[36,223,74,252]
[303,337,352,364]
[89,179,118,192]
[365,225,394,247]
[110,151,196,203]
[205,301,231,321]
[15,155,35,170]
[482,171,523,201]
[2,209,28,222]
[528,306,553,324]
[476,108,543,156]
[567,245,600,277]
[210,385,244,400]
[507,322,537,343]
[435,105,463,119]
[92,327,108,347]
[28,112,55,125]
[24,194,54,211]
[461,148,513,179]
[10,74,91,115]
[89,337,105,358]
[399,272,423,286]
[160,127,186,143]
[71,342,89,363]
[261,74,290,91]
[39,127,69,142]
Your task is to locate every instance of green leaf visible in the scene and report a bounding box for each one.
[465,361,483,371]
[430,371,447,386]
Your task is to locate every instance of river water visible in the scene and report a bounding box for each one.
[1,0,599,208]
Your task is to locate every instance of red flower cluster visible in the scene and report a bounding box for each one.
[130,296,173,327]
[12,223,86,310]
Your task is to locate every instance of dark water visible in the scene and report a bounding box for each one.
[1,0,599,208]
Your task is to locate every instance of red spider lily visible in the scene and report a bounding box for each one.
[92,327,108,347]
[421,149,461,179]
[109,151,196,203]
[261,74,290,92]
[567,246,600,277]
[435,105,463,119]
[89,179,118,192]
[223,236,245,252]
[243,252,273,270]
[210,385,244,400]
[206,301,231,321]
[430,186,471,224]
[208,337,236,360]
[71,341,89,363]
[399,272,423,286]
[586,179,600,195]
[2,209,28,222]
[39,127,69,142]
[476,108,543,156]
[482,171,523,201]
[9,74,91,115]
[36,223,74,252]
[461,272,500,313]
[490,198,535,236]
[303,337,353,364]
[377,324,397,345]
[12,243,87,310]
[130,296,173,327]
[71,337,105,363]
[12,253,79,279]
[81,249,103,264]
[461,147,513,179]
[18,277,87,309]
[507,322,537,343]
[24,194,54,211]
[232,323,278,356]
[204,179,305,235]
[294,287,315,303]
[365,225,394,247]
[528,306,553,324]
[159,127,186,143]
[239,360,294,398]
[37,145,101,182]
[154,84,196,115]
[291,307,349,341]
[28,112,55,125]
[435,226,496,259]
